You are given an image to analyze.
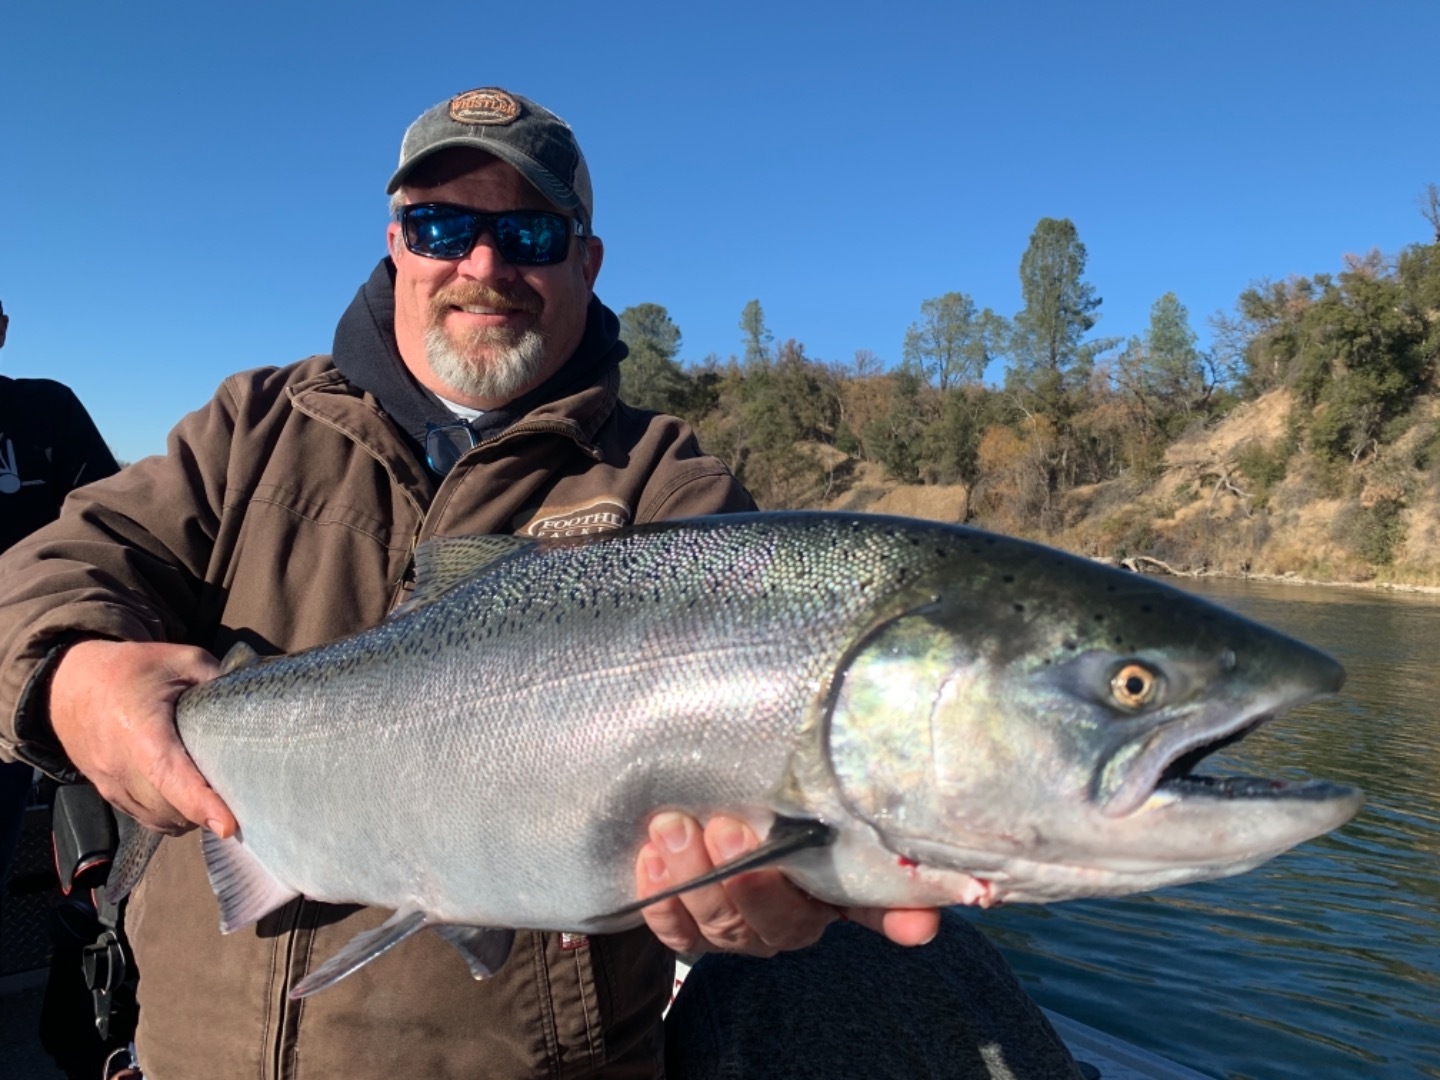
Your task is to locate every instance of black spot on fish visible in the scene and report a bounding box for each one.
[1003,575,1015,584]
[1063,639,1078,650]
[1094,613,1105,622]
[1014,603,1025,613]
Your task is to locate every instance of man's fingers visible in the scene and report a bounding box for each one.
[636,842,704,952]
[144,738,237,837]
[843,906,941,946]
[49,639,235,836]
[700,818,836,951]
[642,812,762,954]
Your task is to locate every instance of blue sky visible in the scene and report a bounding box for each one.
[3,1,1436,464]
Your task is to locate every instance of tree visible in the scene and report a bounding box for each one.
[1006,218,1107,410]
[902,292,1008,390]
[1114,292,1213,432]
[1420,182,1440,244]
[618,303,689,413]
[739,300,773,366]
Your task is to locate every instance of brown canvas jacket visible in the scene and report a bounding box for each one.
[0,349,755,1079]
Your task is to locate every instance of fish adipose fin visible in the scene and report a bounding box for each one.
[397,535,535,614]
[433,925,517,979]
[105,812,164,905]
[603,816,836,921]
[290,909,430,999]
[200,831,302,933]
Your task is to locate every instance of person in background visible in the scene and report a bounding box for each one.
[0,297,123,1077]
[0,92,1081,1079]
[0,296,121,915]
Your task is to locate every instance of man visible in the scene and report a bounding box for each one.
[0,89,966,1079]
[0,296,121,921]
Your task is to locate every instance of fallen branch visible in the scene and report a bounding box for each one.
[1120,555,1198,577]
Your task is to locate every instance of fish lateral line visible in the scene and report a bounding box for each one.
[602,816,837,921]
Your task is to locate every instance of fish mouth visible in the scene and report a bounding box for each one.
[1102,700,1348,818]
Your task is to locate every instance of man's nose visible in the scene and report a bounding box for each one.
[455,231,517,279]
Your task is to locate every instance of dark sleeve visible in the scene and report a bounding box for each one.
[51,383,121,491]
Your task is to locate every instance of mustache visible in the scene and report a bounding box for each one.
[430,283,542,319]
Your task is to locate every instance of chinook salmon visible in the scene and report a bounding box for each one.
[109,511,1362,998]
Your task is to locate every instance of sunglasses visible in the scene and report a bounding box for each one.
[398,203,587,266]
[424,420,477,475]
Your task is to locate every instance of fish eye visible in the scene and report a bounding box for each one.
[1110,663,1161,710]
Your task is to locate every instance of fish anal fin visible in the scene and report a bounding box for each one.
[218,642,264,675]
[433,925,517,980]
[200,830,301,933]
[396,535,534,614]
[289,909,430,999]
[105,813,164,905]
[603,816,836,922]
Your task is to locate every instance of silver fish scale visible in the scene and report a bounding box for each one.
[176,514,967,928]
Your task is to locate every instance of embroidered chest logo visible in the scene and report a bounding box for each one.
[0,436,48,495]
[516,498,632,538]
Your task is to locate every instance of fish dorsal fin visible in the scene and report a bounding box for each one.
[200,830,301,934]
[105,812,164,905]
[289,909,430,999]
[432,925,517,980]
[218,642,263,676]
[397,535,534,614]
[601,817,836,922]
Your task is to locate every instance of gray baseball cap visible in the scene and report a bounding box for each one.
[386,87,593,226]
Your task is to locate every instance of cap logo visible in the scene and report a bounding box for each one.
[449,88,521,126]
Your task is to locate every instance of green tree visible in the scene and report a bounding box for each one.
[618,303,689,413]
[1115,292,1213,434]
[1006,218,1107,410]
[902,292,1008,391]
[739,299,774,366]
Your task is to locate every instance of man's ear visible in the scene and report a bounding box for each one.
[387,221,404,258]
[581,235,604,289]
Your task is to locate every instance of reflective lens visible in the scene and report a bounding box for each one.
[424,420,478,475]
[399,204,585,266]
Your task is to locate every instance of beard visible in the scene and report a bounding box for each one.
[423,285,549,403]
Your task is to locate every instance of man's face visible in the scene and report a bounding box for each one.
[388,151,603,408]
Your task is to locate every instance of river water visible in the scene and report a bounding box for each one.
[975,578,1440,1079]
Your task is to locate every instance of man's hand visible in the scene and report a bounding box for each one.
[49,640,237,838]
[635,812,940,957]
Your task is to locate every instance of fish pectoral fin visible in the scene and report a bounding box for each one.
[200,831,302,933]
[602,816,837,921]
[105,812,163,905]
[433,925,517,980]
[289,909,430,1000]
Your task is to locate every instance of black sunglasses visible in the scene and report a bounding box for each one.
[424,420,478,475]
[398,203,587,266]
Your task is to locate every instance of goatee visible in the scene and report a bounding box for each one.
[424,285,548,403]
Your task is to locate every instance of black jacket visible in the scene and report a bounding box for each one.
[0,375,120,552]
